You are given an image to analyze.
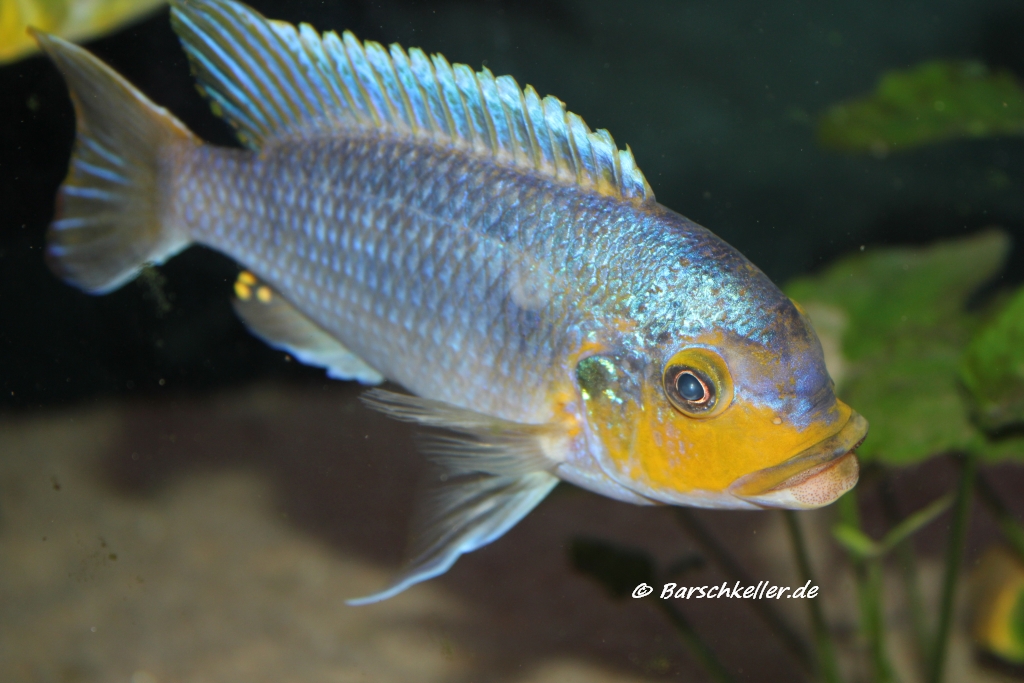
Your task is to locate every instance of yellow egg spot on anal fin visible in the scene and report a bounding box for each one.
[235,270,260,300]
[232,285,384,385]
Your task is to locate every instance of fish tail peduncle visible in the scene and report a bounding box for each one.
[34,30,199,294]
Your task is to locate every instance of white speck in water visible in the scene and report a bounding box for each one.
[89,626,96,632]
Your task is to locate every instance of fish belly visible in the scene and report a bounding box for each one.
[173,134,596,423]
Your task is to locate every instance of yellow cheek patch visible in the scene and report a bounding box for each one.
[599,382,850,494]
[576,349,852,496]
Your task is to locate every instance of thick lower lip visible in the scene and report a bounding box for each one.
[728,411,869,509]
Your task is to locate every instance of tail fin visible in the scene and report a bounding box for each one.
[34,31,198,294]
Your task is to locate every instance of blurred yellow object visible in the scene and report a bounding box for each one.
[971,545,1024,664]
[0,0,166,64]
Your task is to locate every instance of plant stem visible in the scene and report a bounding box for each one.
[656,601,736,683]
[975,470,1024,564]
[837,491,896,683]
[675,509,813,673]
[865,559,896,683]
[879,479,930,671]
[784,510,843,683]
[927,452,977,683]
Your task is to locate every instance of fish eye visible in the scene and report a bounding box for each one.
[663,348,733,418]
[665,366,715,413]
[675,371,709,403]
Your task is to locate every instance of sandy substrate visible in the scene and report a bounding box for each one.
[0,383,1021,683]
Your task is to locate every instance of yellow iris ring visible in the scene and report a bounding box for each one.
[662,347,733,418]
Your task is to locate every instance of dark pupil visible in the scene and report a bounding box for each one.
[676,372,705,402]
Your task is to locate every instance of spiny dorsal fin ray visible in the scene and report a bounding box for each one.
[168,0,654,205]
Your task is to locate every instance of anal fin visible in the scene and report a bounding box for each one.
[347,388,563,604]
[233,271,383,385]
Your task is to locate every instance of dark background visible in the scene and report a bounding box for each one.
[3,0,1024,410]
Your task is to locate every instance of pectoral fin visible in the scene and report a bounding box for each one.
[359,388,562,475]
[347,389,563,604]
[233,271,383,385]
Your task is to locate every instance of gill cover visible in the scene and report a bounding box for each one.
[576,355,640,463]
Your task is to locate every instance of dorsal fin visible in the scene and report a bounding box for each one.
[168,0,654,205]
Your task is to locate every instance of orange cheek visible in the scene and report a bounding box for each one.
[615,384,851,494]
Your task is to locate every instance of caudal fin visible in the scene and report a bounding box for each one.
[35,31,198,294]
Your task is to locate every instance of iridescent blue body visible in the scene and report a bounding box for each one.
[177,135,825,428]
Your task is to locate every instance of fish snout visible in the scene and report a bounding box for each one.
[727,409,868,509]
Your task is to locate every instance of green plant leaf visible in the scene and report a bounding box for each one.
[568,537,656,599]
[787,230,1024,464]
[833,523,880,559]
[817,60,1024,154]
[834,494,953,561]
[961,286,1024,431]
[879,493,954,553]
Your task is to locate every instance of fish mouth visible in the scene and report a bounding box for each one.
[727,410,869,509]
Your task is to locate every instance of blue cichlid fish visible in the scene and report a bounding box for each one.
[35,0,867,603]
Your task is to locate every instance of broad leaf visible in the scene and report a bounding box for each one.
[787,230,1024,463]
[961,287,1024,431]
[817,60,1024,154]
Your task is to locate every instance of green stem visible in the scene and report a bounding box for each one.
[927,452,976,683]
[656,601,736,683]
[675,509,813,673]
[865,559,896,683]
[837,491,896,683]
[879,479,930,672]
[784,510,843,683]
[975,470,1024,564]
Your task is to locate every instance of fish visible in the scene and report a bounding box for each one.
[1,0,165,64]
[34,0,868,604]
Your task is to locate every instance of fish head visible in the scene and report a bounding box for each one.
[574,293,867,510]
